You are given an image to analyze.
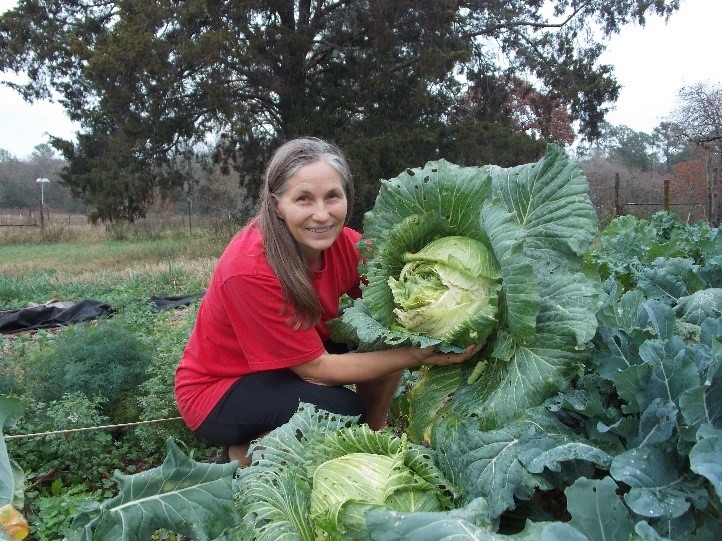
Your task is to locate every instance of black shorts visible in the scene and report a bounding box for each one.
[194,355,365,446]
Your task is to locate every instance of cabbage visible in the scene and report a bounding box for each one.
[388,235,500,347]
[310,450,445,540]
[329,145,602,441]
[234,404,455,541]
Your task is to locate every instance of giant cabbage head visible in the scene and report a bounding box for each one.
[330,145,602,441]
[310,448,447,540]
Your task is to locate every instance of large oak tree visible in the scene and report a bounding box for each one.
[1,0,680,222]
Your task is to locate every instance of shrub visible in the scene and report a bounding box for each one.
[24,320,151,416]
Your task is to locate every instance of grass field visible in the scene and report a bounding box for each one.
[0,216,234,306]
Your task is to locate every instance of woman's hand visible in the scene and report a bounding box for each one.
[411,342,484,367]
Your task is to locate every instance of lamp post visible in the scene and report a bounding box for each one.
[35,177,50,229]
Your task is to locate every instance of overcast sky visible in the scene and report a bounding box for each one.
[1,0,721,159]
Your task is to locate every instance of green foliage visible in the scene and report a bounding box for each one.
[0,271,54,309]
[589,210,722,287]
[30,481,100,541]
[23,321,151,416]
[132,308,206,459]
[71,439,238,541]
[0,230,223,537]
[61,151,722,541]
[388,236,500,347]
[356,212,722,538]
[0,396,28,540]
[6,394,135,486]
[234,404,455,541]
[332,145,601,439]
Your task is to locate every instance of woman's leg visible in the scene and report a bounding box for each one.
[195,369,365,463]
[355,369,405,430]
[228,436,268,466]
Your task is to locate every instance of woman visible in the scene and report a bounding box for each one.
[174,137,481,466]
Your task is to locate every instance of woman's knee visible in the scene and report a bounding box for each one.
[306,385,366,418]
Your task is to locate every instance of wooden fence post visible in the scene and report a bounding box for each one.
[614,173,620,217]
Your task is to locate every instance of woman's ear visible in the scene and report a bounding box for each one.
[270,193,284,220]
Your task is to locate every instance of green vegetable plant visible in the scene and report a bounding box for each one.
[0,396,29,540]
[387,235,500,347]
[234,404,454,541]
[331,144,601,442]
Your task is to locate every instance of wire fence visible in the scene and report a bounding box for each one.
[4,416,184,441]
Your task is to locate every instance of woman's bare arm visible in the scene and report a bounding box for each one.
[290,343,482,386]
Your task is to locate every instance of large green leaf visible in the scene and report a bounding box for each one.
[0,396,24,508]
[679,364,722,429]
[366,497,553,540]
[485,144,598,267]
[481,203,539,342]
[71,439,239,541]
[676,288,722,324]
[610,446,708,519]
[689,425,722,500]
[564,477,636,541]
[434,409,610,519]
[361,159,493,249]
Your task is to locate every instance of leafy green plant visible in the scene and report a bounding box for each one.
[6,393,132,488]
[70,440,238,541]
[132,308,206,460]
[236,405,455,541]
[31,481,99,541]
[387,235,500,346]
[0,395,29,540]
[589,210,721,287]
[23,321,151,417]
[331,145,601,440]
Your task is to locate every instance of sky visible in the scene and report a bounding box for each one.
[1,0,721,159]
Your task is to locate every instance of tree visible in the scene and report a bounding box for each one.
[0,143,68,213]
[503,77,575,146]
[652,121,692,172]
[668,82,722,226]
[50,129,158,223]
[1,0,681,222]
[608,125,655,171]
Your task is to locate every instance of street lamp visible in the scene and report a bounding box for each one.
[36,177,50,229]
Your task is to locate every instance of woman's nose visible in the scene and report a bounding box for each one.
[312,202,330,220]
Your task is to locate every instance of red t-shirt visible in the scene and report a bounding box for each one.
[174,225,363,430]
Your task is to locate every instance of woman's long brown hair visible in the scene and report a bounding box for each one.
[257,137,354,328]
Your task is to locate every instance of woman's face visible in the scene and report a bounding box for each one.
[272,160,348,269]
